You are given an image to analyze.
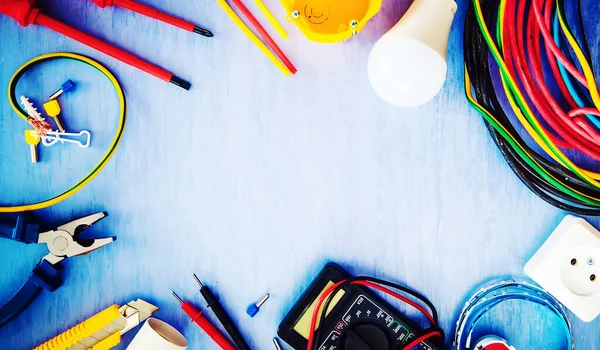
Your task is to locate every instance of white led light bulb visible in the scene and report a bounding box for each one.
[367,0,457,108]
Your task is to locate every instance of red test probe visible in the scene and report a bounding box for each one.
[171,291,236,350]
[90,0,213,37]
[0,0,192,90]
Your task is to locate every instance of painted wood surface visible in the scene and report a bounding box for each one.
[1,0,599,348]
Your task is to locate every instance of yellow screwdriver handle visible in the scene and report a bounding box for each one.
[34,305,120,350]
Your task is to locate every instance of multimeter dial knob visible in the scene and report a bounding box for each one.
[340,323,393,350]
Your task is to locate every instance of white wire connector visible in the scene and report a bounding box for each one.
[20,96,44,121]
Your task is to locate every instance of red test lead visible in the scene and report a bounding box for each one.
[171,291,236,350]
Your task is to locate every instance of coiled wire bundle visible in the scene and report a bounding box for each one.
[464,0,600,215]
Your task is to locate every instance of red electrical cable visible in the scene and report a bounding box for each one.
[501,0,570,149]
[541,3,579,110]
[524,0,600,149]
[501,0,572,149]
[306,280,344,350]
[355,281,436,325]
[401,330,442,350]
[501,0,600,159]
[227,0,297,74]
[569,108,600,118]
[530,0,596,90]
[525,0,600,150]
[305,279,438,350]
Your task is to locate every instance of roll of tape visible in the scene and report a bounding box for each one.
[126,318,188,350]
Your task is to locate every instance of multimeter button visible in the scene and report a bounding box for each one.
[341,324,392,350]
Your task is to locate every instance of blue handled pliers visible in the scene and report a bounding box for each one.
[0,212,115,327]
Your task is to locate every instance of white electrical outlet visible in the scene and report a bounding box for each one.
[525,215,600,322]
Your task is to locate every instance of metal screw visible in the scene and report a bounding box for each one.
[292,10,300,18]
[350,20,358,27]
[588,257,595,265]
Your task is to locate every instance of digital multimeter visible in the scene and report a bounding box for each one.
[277,263,442,350]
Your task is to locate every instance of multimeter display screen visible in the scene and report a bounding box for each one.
[293,281,346,339]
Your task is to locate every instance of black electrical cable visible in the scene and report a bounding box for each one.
[464,0,600,215]
[310,276,443,350]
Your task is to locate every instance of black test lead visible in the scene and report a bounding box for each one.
[192,273,251,350]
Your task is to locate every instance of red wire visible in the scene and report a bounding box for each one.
[542,2,579,110]
[526,0,600,152]
[306,280,345,350]
[530,0,597,90]
[227,0,297,74]
[502,0,572,149]
[354,281,436,325]
[525,0,600,149]
[569,108,600,118]
[401,331,442,350]
[305,279,437,350]
[501,0,600,159]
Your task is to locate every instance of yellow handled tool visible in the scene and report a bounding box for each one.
[34,306,120,350]
[34,299,158,350]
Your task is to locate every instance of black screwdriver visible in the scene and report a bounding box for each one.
[192,273,250,350]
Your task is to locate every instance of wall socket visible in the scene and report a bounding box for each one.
[524,215,600,322]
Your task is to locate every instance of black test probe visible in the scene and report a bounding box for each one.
[192,273,250,350]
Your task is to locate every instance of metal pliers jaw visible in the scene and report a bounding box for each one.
[0,212,115,328]
[38,212,115,265]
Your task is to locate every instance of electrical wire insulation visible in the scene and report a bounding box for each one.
[453,280,573,349]
[1,52,126,213]
[306,276,443,350]
[464,0,600,215]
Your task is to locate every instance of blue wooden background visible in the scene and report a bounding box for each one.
[1,0,599,349]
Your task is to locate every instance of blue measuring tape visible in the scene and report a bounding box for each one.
[453,280,574,350]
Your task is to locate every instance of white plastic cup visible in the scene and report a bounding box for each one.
[126,318,188,350]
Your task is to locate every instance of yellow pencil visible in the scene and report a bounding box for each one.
[254,0,288,39]
[217,0,292,76]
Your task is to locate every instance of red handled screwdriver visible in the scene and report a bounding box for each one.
[0,0,191,90]
[171,291,236,350]
[90,0,213,37]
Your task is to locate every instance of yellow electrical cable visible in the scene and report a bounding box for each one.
[1,52,126,213]
[217,0,292,76]
[465,70,600,204]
